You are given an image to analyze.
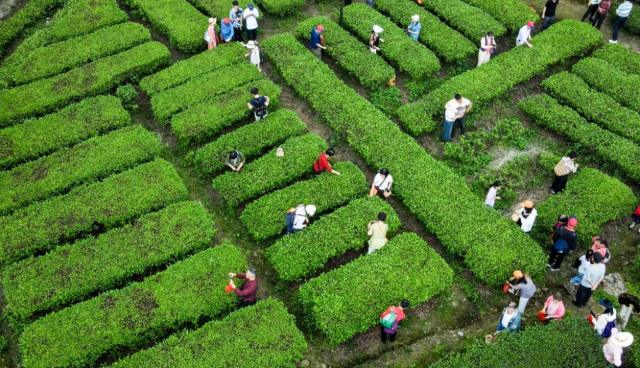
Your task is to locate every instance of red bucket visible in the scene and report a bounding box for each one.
[225,284,234,293]
[537,311,546,322]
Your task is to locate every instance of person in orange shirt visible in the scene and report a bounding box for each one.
[380,300,409,343]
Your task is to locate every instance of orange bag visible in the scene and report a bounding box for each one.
[369,187,378,196]
[225,284,234,293]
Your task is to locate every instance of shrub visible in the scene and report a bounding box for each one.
[518,94,640,182]
[3,201,215,320]
[20,244,247,368]
[195,109,306,175]
[0,96,130,170]
[460,0,538,33]
[0,336,6,353]
[0,126,161,216]
[373,0,477,62]
[111,299,306,368]
[258,0,304,15]
[370,86,403,118]
[0,159,188,265]
[295,17,395,90]
[241,162,368,240]
[298,233,453,345]
[267,197,401,281]
[572,57,640,114]
[341,3,440,79]
[116,84,139,110]
[591,43,640,76]
[418,0,506,42]
[122,0,208,53]
[187,0,253,20]
[263,33,547,287]
[0,42,171,126]
[624,7,640,35]
[171,79,281,144]
[213,134,327,206]
[0,0,62,55]
[152,63,262,121]
[397,20,602,135]
[542,72,640,145]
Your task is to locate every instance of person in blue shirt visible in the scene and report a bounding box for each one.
[407,15,421,41]
[221,18,234,43]
[310,25,327,59]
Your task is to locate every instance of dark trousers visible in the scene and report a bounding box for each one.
[241,300,256,308]
[376,187,388,201]
[575,285,594,307]
[612,16,628,41]
[548,249,566,269]
[582,4,599,21]
[232,27,243,42]
[542,16,555,30]
[246,28,258,41]
[450,116,466,138]
[592,12,607,29]
[380,325,396,343]
[632,213,640,223]
[551,174,568,193]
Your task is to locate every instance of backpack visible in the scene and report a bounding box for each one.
[285,205,305,234]
[380,310,397,328]
[601,319,616,338]
[254,96,267,118]
[553,238,569,253]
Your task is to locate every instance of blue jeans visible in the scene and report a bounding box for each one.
[542,16,555,30]
[442,119,455,142]
[570,273,584,285]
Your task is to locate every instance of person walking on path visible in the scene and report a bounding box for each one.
[495,302,521,333]
[221,18,233,43]
[516,21,535,47]
[367,212,389,254]
[591,299,617,337]
[629,204,640,232]
[484,181,501,208]
[582,0,601,22]
[542,0,560,30]
[407,15,421,41]
[243,3,259,41]
[228,268,258,307]
[570,249,594,290]
[206,18,218,50]
[540,292,566,323]
[244,40,261,72]
[551,152,578,194]
[507,270,536,314]
[310,25,326,59]
[444,94,473,139]
[286,204,316,233]
[514,200,537,233]
[369,168,393,200]
[591,235,610,264]
[603,328,634,367]
[230,1,244,42]
[313,148,341,176]
[225,150,245,172]
[247,87,269,120]
[592,0,611,29]
[573,252,605,308]
[380,300,409,343]
[548,217,578,271]
[477,31,497,67]
[369,25,384,54]
[609,0,633,43]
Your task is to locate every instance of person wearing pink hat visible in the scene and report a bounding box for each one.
[548,217,578,271]
[603,328,634,366]
[310,25,327,59]
[516,21,535,48]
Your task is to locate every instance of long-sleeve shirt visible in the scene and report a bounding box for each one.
[598,1,612,14]
[595,310,617,335]
[517,207,537,233]
[233,273,257,302]
[544,296,566,320]
[516,24,532,44]
[559,157,578,174]
[313,152,333,173]
[511,277,536,298]
[604,340,623,367]
[616,1,633,17]
[485,187,498,206]
[552,226,578,251]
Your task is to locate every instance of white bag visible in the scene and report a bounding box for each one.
[204,31,211,43]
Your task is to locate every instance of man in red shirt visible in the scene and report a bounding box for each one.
[229,268,258,307]
[380,300,409,343]
[313,148,341,176]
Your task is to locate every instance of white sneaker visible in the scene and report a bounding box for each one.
[631,223,637,229]
[609,39,618,43]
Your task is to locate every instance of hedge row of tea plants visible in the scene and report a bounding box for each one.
[397,20,602,135]
[20,243,247,368]
[171,79,281,144]
[298,233,453,345]
[0,0,62,55]
[195,109,306,175]
[0,42,171,126]
[541,72,640,145]
[532,168,636,247]
[262,33,546,286]
[624,7,640,35]
[460,0,538,33]
[591,43,640,76]
[213,134,327,207]
[266,197,401,281]
[418,0,505,41]
[122,0,208,53]
[0,159,188,265]
[241,162,367,240]
[518,94,640,182]
[572,57,640,114]
[295,17,395,90]
[0,96,130,170]
[111,299,307,368]
[152,62,262,121]
[341,3,440,79]
[187,0,252,20]
[0,126,161,216]
[374,0,476,62]
[258,0,304,16]
[140,43,247,95]
[3,201,214,320]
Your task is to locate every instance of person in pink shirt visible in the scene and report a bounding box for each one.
[603,328,634,367]
[591,235,610,263]
[541,292,565,323]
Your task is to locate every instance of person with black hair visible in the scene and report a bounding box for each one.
[370,168,393,200]
[551,152,578,194]
[380,300,410,343]
[591,235,610,264]
[592,299,617,337]
[313,148,341,175]
[229,268,258,307]
[247,87,270,120]
[444,93,473,139]
[225,150,245,172]
[548,217,578,271]
[229,1,244,42]
[573,252,605,308]
[484,181,501,208]
[367,212,388,254]
[507,270,536,314]
[570,249,594,289]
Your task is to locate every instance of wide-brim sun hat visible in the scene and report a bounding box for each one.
[611,331,634,347]
[521,200,534,209]
[246,40,256,48]
[305,205,317,217]
[412,15,419,22]
[373,25,384,34]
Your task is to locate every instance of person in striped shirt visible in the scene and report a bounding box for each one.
[610,0,633,43]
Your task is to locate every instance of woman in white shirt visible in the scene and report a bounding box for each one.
[369,168,393,201]
[477,31,496,67]
[593,300,617,337]
[570,249,594,286]
[515,200,537,233]
[484,181,501,208]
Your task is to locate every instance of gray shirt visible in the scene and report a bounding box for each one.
[229,7,243,28]
[512,277,536,298]
[581,263,606,288]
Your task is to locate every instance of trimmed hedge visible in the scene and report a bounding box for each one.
[0,159,188,265]
[373,0,476,62]
[295,17,395,90]
[140,43,247,95]
[259,0,304,16]
[624,7,640,35]
[430,317,604,368]
[241,162,367,240]
[20,243,247,368]
[213,134,327,207]
[3,201,215,320]
[267,197,401,281]
[187,0,252,20]
[0,42,171,127]
[518,94,640,182]
[111,299,307,368]
[0,96,130,170]
[0,126,161,216]
[122,0,208,53]
[298,233,453,345]
[572,57,640,114]
[397,20,602,135]
[262,33,546,287]
[418,0,505,42]
[542,72,640,145]
[460,0,538,33]
[0,0,62,55]
[171,79,282,144]
[533,168,636,246]
[195,109,306,175]
[592,43,640,77]
[152,62,262,121]
[341,3,440,79]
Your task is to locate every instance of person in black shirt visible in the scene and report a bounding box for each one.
[548,217,578,271]
[247,87,270,121]
[542,0,559,30]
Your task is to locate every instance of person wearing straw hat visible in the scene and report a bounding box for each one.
[407,15,421,41]
[310,25,327,59]
[477,31,496,67]
[244,40,261,72]
[228,268,258,307]
[205,18,218,50]
[369,25,384,54]
[603,328,634,366]
[221,18,234,43]
[507,270,536,314]
[514,200,537,233]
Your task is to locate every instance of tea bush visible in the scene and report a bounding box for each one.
[259,0,304,15]
[572,58,640,113]
[295,17,395,90]
[370,87,403,118]
[341,3,440,79]
[0,159,188,265]
[0,126,161,216]
[20,244,247,368]
[3,201,214,320]
[460,0,538,32]
[591,43,640,76]
[418,0,506,41]
[187,0,253,20]
[0,0,62,55]
[111,299,307,368]
[298,233,453,345]
[213,134,327,207]
[116,84,139,110]
[0,96,130,170]
[267,197,401,281]
[241,162,367,240]
[624,7,640,35]
[195,109,306,175]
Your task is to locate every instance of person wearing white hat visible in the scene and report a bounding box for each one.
[290,204,317,232]
[244,40,261,72]
[603,328,634,367]
[407,15,421,41]
[369,25,384,54]
[205,18,218,50]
